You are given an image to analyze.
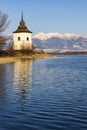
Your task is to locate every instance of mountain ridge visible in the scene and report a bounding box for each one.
[32,33,87,51]
[33,32,87,40]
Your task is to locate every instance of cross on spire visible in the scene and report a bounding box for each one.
[21,11,23,21]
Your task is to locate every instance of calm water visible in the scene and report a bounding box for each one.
[0,55,87,130]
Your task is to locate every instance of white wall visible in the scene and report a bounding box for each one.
[13,32,32,50]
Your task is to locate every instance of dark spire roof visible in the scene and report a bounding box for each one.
[13,12,32,33]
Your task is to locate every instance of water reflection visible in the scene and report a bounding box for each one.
[0,64,7,102]
[13,59,33,112]
[14,60,32,88]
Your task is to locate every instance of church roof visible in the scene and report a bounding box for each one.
[13,13,32,33]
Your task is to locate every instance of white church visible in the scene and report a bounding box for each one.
[13,13,32,50]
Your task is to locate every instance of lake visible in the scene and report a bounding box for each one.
[0,55,87,130]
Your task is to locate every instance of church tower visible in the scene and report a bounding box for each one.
[13,13,32,50]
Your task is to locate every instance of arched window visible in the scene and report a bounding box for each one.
[18,37,20,41]
[27,37,29,41]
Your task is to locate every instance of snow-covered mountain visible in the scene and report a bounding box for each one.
[3,32,87,52]
[33,33,87,51]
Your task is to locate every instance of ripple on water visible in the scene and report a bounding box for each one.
[0,56,87,130]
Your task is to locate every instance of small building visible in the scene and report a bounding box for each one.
[13,13,32,50]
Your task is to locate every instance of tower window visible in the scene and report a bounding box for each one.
[27,37,29,41]
[18,37,20,41]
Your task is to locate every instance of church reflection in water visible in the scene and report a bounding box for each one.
[13,59,33,112]
[14,59,32,89]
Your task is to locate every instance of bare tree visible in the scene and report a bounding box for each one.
[0,35,8,43]
[0,11,9,33]
[0,11,10,44]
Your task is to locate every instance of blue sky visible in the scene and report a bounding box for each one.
[0,0,87,35]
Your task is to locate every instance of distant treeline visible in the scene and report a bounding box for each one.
[0,50,87,57]
[0,50,44,57]
[48,51,87,55]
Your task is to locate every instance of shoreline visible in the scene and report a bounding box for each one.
[0,53,87,64]
[0,57,18,64]
[0,53,54,64]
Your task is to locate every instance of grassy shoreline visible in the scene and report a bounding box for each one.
[0,53,54,64]
[0,57,18,64]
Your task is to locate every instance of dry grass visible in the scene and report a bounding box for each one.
[0,53,55,64]
[0,57,18,64]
